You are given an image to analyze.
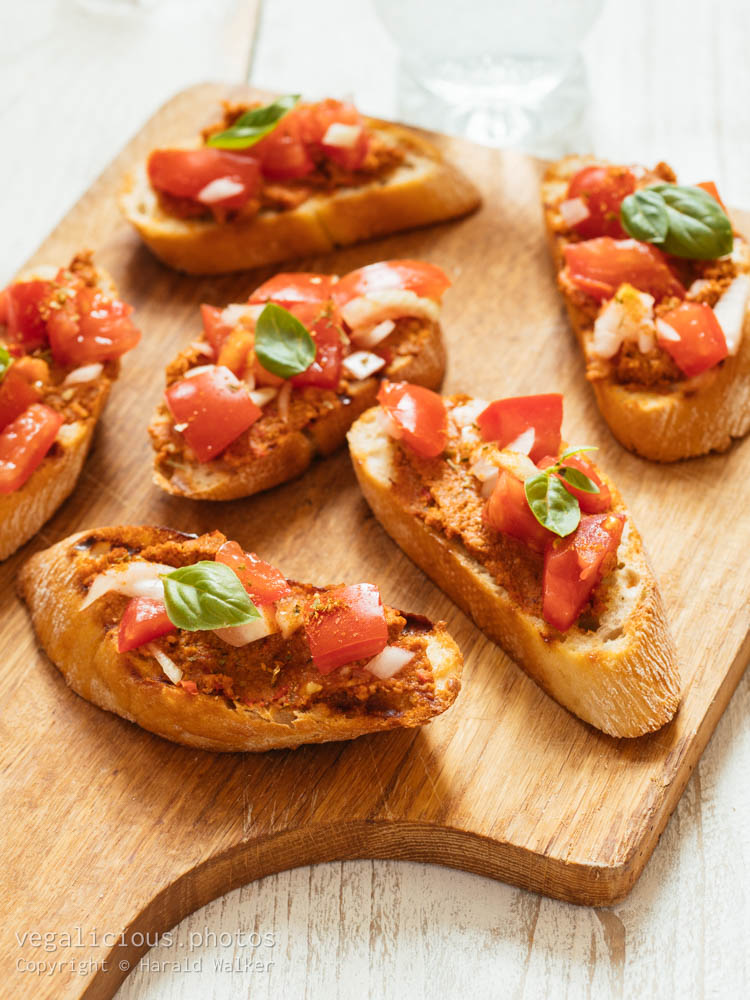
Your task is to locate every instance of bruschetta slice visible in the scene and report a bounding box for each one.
[18,525,463,752]
[347,384,680,737]
[120,95,480,275]
[0,252,140,560]
[149,259,449,500]
[542,155,750,461]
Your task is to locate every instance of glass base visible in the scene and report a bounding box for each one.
[395,54,592,157]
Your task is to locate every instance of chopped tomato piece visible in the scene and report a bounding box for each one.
[656,302,728,377]
[2,280,49,350]
[696,181,727,213]
[564,238,685,302]
[248,273,335,306]
[117,597,176,653]
[484,470,555,553]
[305,583,388,674]
[46,284,141,367]
[538,454,611,514]
[216,541,292,605]
[217,328,254,378]
[0,403,62,494]
[249,110,314,180]
[290,316,344,390]
[542,513,625,631]
[566,165,636,239]
[297,99,370,171]
[201,304,233,358]
[147,148,262,208]
[377,381,447,459]
[165,366,262,462]
[0,367,41,432]
[477,394,563,465]
[332,260,451,307]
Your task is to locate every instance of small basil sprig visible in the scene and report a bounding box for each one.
[620,184,733,260]
[0,346,12,382]
[255,302,315,378]
[524,446,599,538]
[206,94,300,150]
[161,561,260,630]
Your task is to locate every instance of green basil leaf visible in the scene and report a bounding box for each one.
[620,188,669,244]
[621,183,732,260]
[559,466,600,494]
[0,346,12,382]
[524,472,581,538]
[161,561,260,631]
[206,94,300,150]
[255,302,316,378]
[559,444,598,461]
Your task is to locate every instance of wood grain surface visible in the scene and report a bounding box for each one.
[4,83,750,1000]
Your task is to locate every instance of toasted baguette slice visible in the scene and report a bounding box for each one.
[18,526,463,752]
[150,318,445,502]
[347,406,680,738]
[542,155,750,462]
[0,259,121,561]
[120,121,480,275]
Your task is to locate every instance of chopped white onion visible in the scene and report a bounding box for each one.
[592,286,656,359]
[365,645,414,679]
[731,238,750,267]
[221,302,263,327]
[469,455,499,482]
[351,319,395,349]
[655,318,681,343]
[480,472,499,499]
[249,387,278,407]
[183,364,217,379]
[558,196,590,227]
[146,644,183,684]
[712,273,750,355]
[80,562,174,610]
[63,363,104,386]
[275,596,305,639]
[190,340,214,357]
[277,382,292,422]
[213,607,277,647]
[340,290,440,333]
[342,350,386,380]
[451,399,488,428]
[504,426,535,456]
[322,122,362,149]
[687,278,711,298]
[197,177,244,204]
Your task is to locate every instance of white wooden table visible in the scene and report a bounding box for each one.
[2,1,750,996]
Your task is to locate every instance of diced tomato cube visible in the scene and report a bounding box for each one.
[117,597,176,653]
[563,238,685,302]
[0,367,41,432]
[216,541,292,605]
[484,470,555,553]
[0,403,63,494]
[305,583,388,674]
[656,302,728,377]
[566,165,636,239]
[377,381,447,459]
[477,394,563,465]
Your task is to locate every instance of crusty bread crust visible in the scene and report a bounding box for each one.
[542,154,750,462]
[347,407,680,738]
[120,122,481,275]
[150,319,446,501]
[17,526,463,753]
[0,265,118,561]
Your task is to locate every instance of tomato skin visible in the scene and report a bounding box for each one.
[0,403,63,494]
[147,148,262,208]
[290,317,344,390]
[567,165,636,239]
[2,281,49,350]
[165,366,262,462]
[248,273,335,306]
[657,301,728,377]
[305,583,388,674]
[0,367,41,432]
[484,470,555,553]
[249,110,315,180]
[45,284,141,367]
[215,541,292,605]
[564,238,686,302]
[377,381,447,459]
[117,597,176,653]
[332,260,451,307]
[542,513,625,632]
[477,394,563,465]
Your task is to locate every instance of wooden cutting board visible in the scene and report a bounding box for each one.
[3,83,750,1000]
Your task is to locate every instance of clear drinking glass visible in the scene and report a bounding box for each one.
[374,0,603,150]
